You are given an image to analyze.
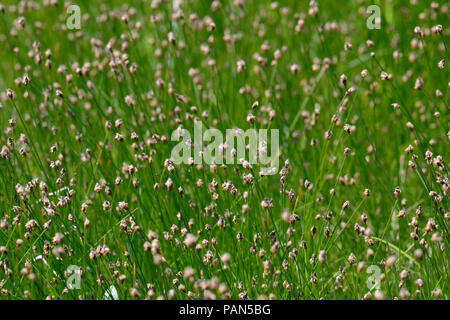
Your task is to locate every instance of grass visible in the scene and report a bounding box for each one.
[0,0,448,300]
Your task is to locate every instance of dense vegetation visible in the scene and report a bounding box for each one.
[0,0,448,300]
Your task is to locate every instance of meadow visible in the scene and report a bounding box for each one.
[0,0,448,300]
